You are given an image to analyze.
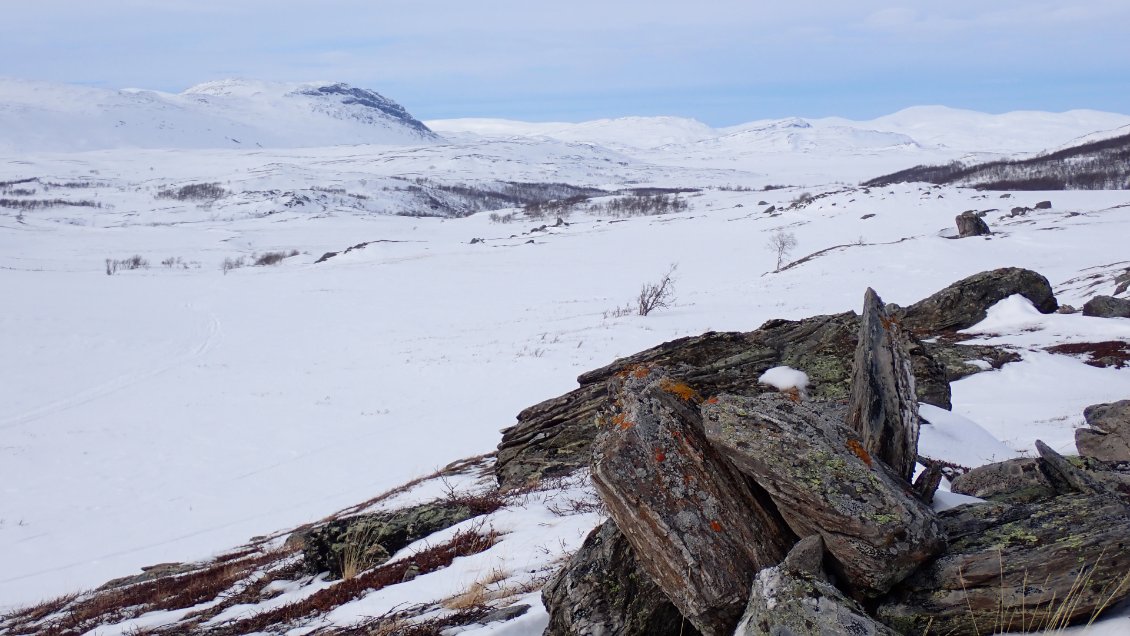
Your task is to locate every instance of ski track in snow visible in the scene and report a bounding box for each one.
[0,306,221,431]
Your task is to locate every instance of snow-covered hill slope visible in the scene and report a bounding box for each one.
[0,79,437,152]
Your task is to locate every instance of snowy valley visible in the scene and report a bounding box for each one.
[1,79,1129,636]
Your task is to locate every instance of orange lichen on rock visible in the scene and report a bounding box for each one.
[654,450,666,462]
[781,387,802,402]
[709,520,724,532]
[847,438,873,466]
[658,378,702,403]
[705,396,720,405]
[630,364,652,379]
[611,413,634,430]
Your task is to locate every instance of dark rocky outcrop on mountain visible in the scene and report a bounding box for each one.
[542,520,701,636]
[955,210,992,237]
[1083,294,1130,318]
[297,83,435,136]
[900,267,1058,333]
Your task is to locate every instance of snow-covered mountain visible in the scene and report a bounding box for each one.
[0,78,437,152]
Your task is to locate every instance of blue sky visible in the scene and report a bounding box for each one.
[3,1,1128,125]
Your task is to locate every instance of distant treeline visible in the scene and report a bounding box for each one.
[864,132,1130,190]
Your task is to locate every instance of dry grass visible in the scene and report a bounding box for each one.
[217,525,499,635]
[442,567,510,610]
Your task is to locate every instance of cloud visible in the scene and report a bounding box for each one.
[0,1,1126,122]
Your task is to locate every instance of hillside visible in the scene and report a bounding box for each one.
[863,131,1130,190]
[0,79,437,152]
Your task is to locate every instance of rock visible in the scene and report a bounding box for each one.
[1034,200,1052,209]
[763,205,776,214]
[481,604,530,624]
[922,340,1021,381]
[955,210,991,237]
[1077,400,1130,463]
[1082,295,1130,318]
[736,538,901,636]
[950,458,1056,504]
[1000,193,1012,198]
[542,520,700,636]
[703,394,944,597]
[1009,206,1031,217]
[846,288,921,481]
[901,267,1058,333]
[877,493,1130,635]
[297,501,476,578]
[1056,304,1078,314]
[912,462,944,504]
[591,370,794,636]
[497,314,951,490]
[1115,269,1130,296]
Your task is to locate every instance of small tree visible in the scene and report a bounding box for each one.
[637,263,678,316]
[768,231,797,272]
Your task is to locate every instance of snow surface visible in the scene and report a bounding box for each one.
[2,87,1130,633]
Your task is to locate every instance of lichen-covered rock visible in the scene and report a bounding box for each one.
[591,369,794,636]
[542,520,701,636]
[922,340,1022,382]
[901,267,1058,333]
[703,394,944,597]
[950,458,1057,504]
[297,501,476,578]
[955,210,991,237]
[1082,295,1130,318]
[736,537,900,636]
[877,493,1130,635]
[497,313,950,490]
[846,288,920,481]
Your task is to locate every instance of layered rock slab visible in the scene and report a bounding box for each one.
[591,370,794,636]
[901,267,1058,333]
[702,394,944,597]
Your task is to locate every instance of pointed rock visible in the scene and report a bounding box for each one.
[846,288,921,481]
[591,368,794,636]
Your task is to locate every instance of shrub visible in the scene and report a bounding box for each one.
[252,250,299,266]
[637,263,678,316]
[104,255,149,275]
[221,256,246,274]
[156,183,226,201]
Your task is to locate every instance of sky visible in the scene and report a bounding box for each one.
[2,1,1128,125]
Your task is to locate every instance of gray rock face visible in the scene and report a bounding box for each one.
[542,520,700,636]
[950,458,1056,503]
[1082,295,1130,318]
[923,340,1021,382]
[955,210,992,237]
[497,313,951,490]
[703,394,944,597]
[1076,400,1130,463]
[901,267,1058,333]
[736,538,900,636]
[876,492,1130,635]
[591,370,794,636]
[1034,200,1053,209]
[846,288,921,481]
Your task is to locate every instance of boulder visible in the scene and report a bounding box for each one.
[877,492,1130,635]
[497,314,950,490]
[703,394,944,597]
[950,458,1057,504]
[1076,400,1130,463]
[901,268,1058,333]
[846,288,920,481]
[735,536,901,636]
[922,340,1021,382]
[542,520,701,636]
[296,501,476,578]
[1034,200,1052,209]
[1082,295,1130,319]
[955,210,991,237]
[591,370,794,636]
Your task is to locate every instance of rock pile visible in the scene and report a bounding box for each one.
[527,269,1130,635]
